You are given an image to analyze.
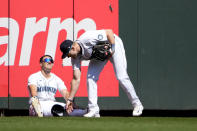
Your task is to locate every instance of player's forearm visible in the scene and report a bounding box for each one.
[68,79,80,100]
[105,29,115,44]
[31,91,37,97]
[60,89,69,101]
[28,85,37,97]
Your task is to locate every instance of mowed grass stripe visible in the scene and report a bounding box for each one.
[0,117,197,131]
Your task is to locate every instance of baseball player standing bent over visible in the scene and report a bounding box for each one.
[60,29,144,117]
[28,55,87,117]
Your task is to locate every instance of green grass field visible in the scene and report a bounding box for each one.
[0,117,197,131]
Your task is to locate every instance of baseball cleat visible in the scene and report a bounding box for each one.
[83,111,100,118]
[31,97,43,117]
[132,105,144,116]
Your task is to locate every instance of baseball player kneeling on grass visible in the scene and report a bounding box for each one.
[60,29,144,117]
[28,55,87,117]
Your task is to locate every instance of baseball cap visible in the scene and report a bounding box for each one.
[60,40,73,59]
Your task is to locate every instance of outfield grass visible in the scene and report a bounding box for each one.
[0,117,197,131]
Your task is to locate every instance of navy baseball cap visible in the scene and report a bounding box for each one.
[60,40,73,59]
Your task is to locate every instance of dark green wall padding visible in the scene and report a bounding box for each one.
[118,0,197,110]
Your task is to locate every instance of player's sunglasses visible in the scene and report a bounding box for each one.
[43,58,54,63]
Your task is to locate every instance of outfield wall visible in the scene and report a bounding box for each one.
[119,0,197,110]
[1,0,197,110]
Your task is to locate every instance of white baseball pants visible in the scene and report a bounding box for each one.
[87,35,142,112]
[29,101,65,116]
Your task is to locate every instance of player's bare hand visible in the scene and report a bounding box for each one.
[66,100,73,114]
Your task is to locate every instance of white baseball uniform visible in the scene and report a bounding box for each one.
[28,71,67,116]
[72,30,142,113]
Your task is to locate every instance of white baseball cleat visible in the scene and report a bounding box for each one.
[132,105,144,116]
[31,97,43,117]
[83,111,100,118]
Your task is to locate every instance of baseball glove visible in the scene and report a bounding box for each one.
[91,41,112,61]
[31,96,43,117]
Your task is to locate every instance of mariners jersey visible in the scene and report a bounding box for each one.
[72,30,109,70]
[28,71,67,101]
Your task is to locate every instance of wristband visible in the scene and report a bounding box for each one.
[67,98,73,102]
[111,44,115,52]
[31,96,38,100]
